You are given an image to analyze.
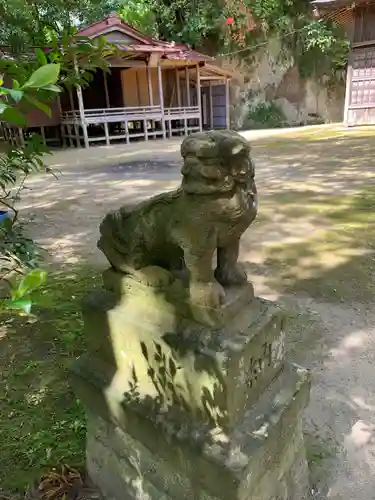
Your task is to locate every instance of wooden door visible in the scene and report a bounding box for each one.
[211,84,227,129]
[346,46,375,126]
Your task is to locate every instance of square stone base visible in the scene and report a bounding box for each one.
[71,360,311,500]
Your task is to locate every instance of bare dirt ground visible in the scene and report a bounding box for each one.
[18,125,375,499]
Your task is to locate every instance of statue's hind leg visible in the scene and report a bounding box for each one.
[215,239,247,286]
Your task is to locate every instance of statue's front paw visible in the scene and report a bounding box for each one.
[135,265,174,287]
[189,280,226,309]
[215,264,248,287]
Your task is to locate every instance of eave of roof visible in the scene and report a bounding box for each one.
[76,13,154,45]
[201,63,233,78]
[75,13,212,63]
[312,0,375,25]
[0,14,217,66]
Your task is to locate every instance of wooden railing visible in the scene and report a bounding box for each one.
[62,105,163,124]
[61,106,201,125]
[164,106,201,120]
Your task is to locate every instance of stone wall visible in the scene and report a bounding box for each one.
[218,38,346,129]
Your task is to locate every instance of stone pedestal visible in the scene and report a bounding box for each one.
[70,271,311,500]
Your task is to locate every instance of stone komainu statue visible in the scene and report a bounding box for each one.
[98,130,258,308]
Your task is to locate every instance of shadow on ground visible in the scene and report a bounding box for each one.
[19,132,375,271]
[2,129,374,499]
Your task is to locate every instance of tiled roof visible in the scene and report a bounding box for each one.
[76,13,211,62]
[312,0,375,25]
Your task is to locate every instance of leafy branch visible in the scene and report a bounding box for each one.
[0,36,116,312]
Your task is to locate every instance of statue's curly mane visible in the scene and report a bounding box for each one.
[100,188,181,233]
[126,188,182,217]
[180,131,251,195]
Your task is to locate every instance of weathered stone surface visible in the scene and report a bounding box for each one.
[80,281,285,432]
[101,268,255,328]
[71,358,310,500]
[86,414,218,500]
[70,129,312,500]
[97,130,258,314]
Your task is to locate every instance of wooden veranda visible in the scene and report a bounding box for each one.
[313,0,375,126]
[1,14,233,148]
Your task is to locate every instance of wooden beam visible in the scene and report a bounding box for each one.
[176,68,181,107]
[225,79,230,130]
[135,69,141,105]
[196,63,202,132]
[74,57,89,148]
[57,94,65,147]
[40,125,46,145]
[104,122,110,145]
[185,66,191,106]
[69,88,80,146]
[343,51,353,126]
[68,89,74,111]
[108,58,147,68]
[18,128,24,147]
[149,53,160,68]
[147,66,153,106]
[157,64,166,139]
[160,59,202,68]
[202,91,208,127]
[200,76,227,81]
[209,80,214,129]
[103,70,110,108]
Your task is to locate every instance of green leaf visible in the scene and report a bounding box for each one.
[24,95,52,117]
[11,268,47,300]
[42,84,62,93]
[35,48,47,66]
[1,107,27,126]
[0,216,13,231]
[0,102,8,114]
[8,89,24,103]
[75,43,93,53]
[23,64,60,89]
[3,298,32,313]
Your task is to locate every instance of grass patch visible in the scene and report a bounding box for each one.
[0,266,101,493]
[259,185,375,302]
[0,263,329,495]
[252,126,375,150]
[304,430,337,497]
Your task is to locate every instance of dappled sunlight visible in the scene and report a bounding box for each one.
[247,180,375,302]
[262,230,374,301]
[38,231,104,266]
[351,396,375,413]
[328,331,368,359]
[1,127,372,496]
[45,138,182,171]
[25,387,48,406]
[345,420,375,451]
[18,130,375,291]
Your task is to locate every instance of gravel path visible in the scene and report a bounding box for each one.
[19,127,375,499]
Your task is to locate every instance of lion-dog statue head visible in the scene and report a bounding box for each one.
[98,130,257,312]
[181,130,256,196]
